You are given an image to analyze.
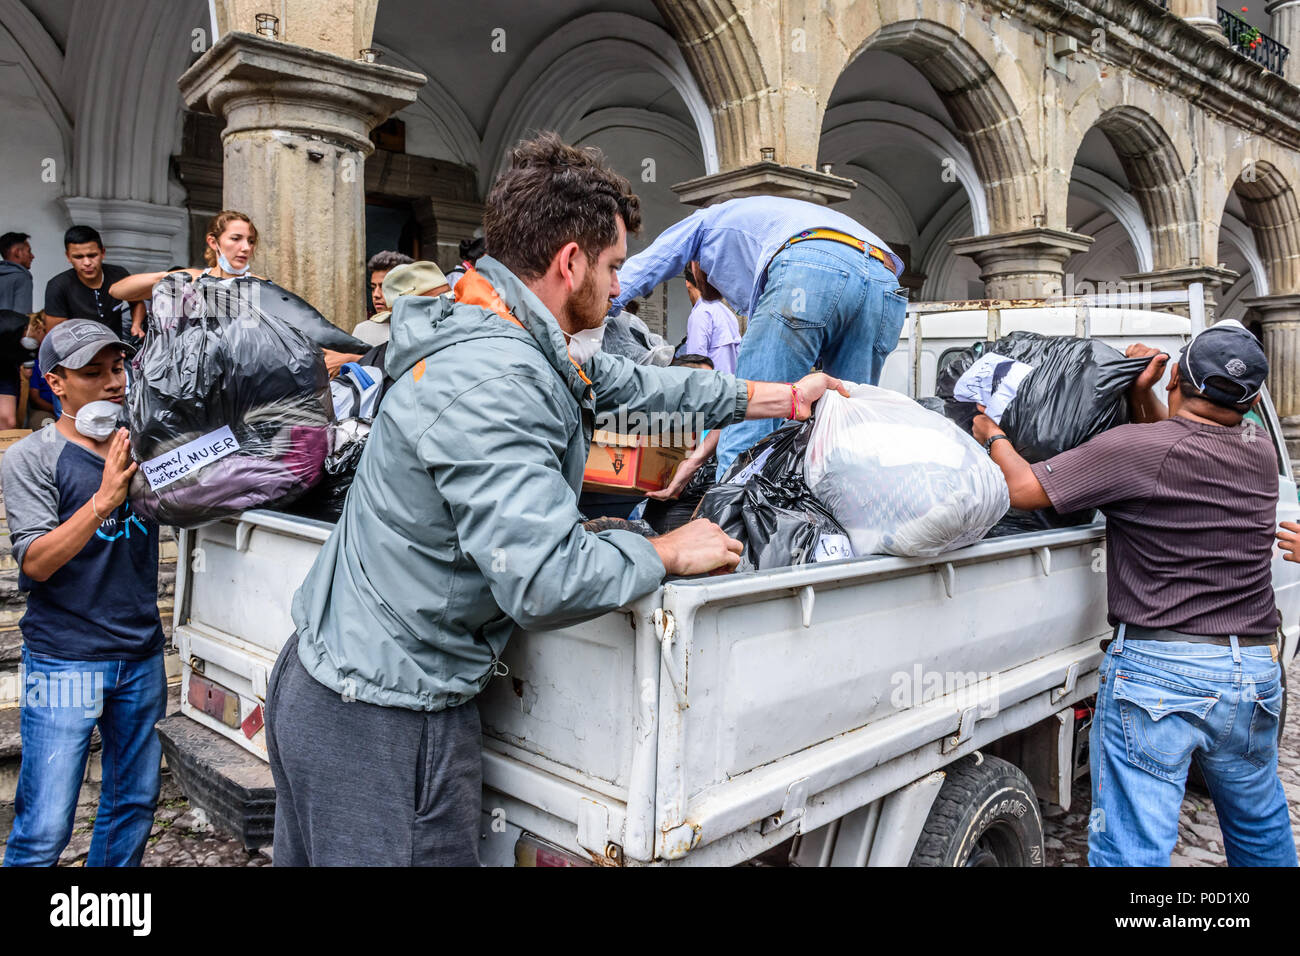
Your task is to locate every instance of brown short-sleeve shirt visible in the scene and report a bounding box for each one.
[1029,416,1279,636]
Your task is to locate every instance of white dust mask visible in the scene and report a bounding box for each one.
[19,336,38,351]
[217,252,250,276]
[564,324,605,365]
[63,400,123,441]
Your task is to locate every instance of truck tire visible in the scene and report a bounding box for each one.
[910,754,1044,867]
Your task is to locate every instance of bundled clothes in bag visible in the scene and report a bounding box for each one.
[805,385,1008,557]
[695,420,853,571]
[127,273,332,527]
[935,331,1150,533]
[289,343,393,522]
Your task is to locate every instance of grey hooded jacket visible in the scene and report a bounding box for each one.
[0,261,33,314]
[291,255,749,711]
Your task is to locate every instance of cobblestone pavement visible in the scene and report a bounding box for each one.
[1042,655,1300,866]
[0,657,1295,867]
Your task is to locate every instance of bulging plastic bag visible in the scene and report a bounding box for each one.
[213,275,371,354]
[695,420,853,571]
[127,272,333,527]
[603,312,675,366]
[936,331,1150,462]
[805,384,1009,557]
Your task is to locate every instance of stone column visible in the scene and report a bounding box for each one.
[1172,0,1227,40]
[1118,265,1241,320]
[1241,293,1300,467]
[212,0,380,60]
[948,228,1094,299]
[179,32,423,331]
[672,161,857,208]
[1268,0,1300,84]
[57,197,190,274]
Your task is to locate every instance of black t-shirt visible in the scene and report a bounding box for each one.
[44,264,131,334]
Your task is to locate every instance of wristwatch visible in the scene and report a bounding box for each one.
[983,434,1009,454]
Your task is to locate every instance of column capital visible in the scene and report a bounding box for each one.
[1241,292,1300,318]
[1266,1,1300,14]
[949,228,1094,299]
[179,31,424,154]
[1120,265,1241,291]
[179,30,425,330]
[672,162,856,207]
[57,197,189,274]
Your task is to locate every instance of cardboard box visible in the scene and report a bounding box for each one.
[582,430,692,494]
[0,429,32,454]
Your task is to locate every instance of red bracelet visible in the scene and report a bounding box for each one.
[789,383,800,420]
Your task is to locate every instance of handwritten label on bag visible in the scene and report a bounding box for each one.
[142,426,240,491]
[813,534,854,563]
[726,446,774,485]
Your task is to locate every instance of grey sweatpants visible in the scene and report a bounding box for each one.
[265,634,482,866]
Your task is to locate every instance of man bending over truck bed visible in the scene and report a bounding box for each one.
[265,132,848,866]
[973,321,1295,868]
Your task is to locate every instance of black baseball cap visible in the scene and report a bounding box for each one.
[39,319,132,372]
[1178,318,1268,408]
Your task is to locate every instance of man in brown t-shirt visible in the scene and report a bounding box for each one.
[973,320,1294,867]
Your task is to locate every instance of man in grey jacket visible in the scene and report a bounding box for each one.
[266,133,845,865]
[0,232,34,314]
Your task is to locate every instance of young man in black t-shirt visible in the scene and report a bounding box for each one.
[1,320,165,867]
[43,226,131,337]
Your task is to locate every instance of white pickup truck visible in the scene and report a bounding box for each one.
[155,301,1300,867]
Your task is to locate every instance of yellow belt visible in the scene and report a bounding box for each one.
[784,228,891,269]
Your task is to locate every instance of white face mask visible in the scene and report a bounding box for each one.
[217,252,250,276]
[564,324,605,365]
[63,400,123,441]
[19,336,38,351]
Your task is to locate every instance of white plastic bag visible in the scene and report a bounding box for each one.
[805,384,1009,557]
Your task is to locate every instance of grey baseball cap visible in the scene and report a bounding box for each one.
[39,318,132,372]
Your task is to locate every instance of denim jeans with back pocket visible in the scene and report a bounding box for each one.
[1089,631,1296,866]
[715,240,907,477]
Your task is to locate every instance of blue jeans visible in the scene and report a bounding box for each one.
[716,240,907,476]
[3,647,167,867]
[1089,627,1296,867]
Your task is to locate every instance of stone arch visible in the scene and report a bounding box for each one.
[651,0,769,173]
[1219,213,1270,296]
[819,101,989,236]
[0,0,71,158]
[68,0,207,203]
[1230,160,1300,294]
[371,45,480,168]
[845,20,1040,234]
[1068,166,1153,273]
[1070,106,1198,271]
[479,12,716,192]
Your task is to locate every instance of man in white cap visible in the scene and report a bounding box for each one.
[351,261,450,347]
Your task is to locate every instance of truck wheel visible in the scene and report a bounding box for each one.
[910,754,1044,867]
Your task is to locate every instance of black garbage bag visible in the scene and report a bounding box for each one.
[695,420,851,571]
[286,432,366,523]
[286,341,395,523]
[935,330,1149,534]
[127,272,332,527]
[206,274,371,354]
[935,331,1150,461]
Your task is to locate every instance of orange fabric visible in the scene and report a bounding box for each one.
[453,266,593,387]
[412,359,426,382]
[453,268,523,329]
